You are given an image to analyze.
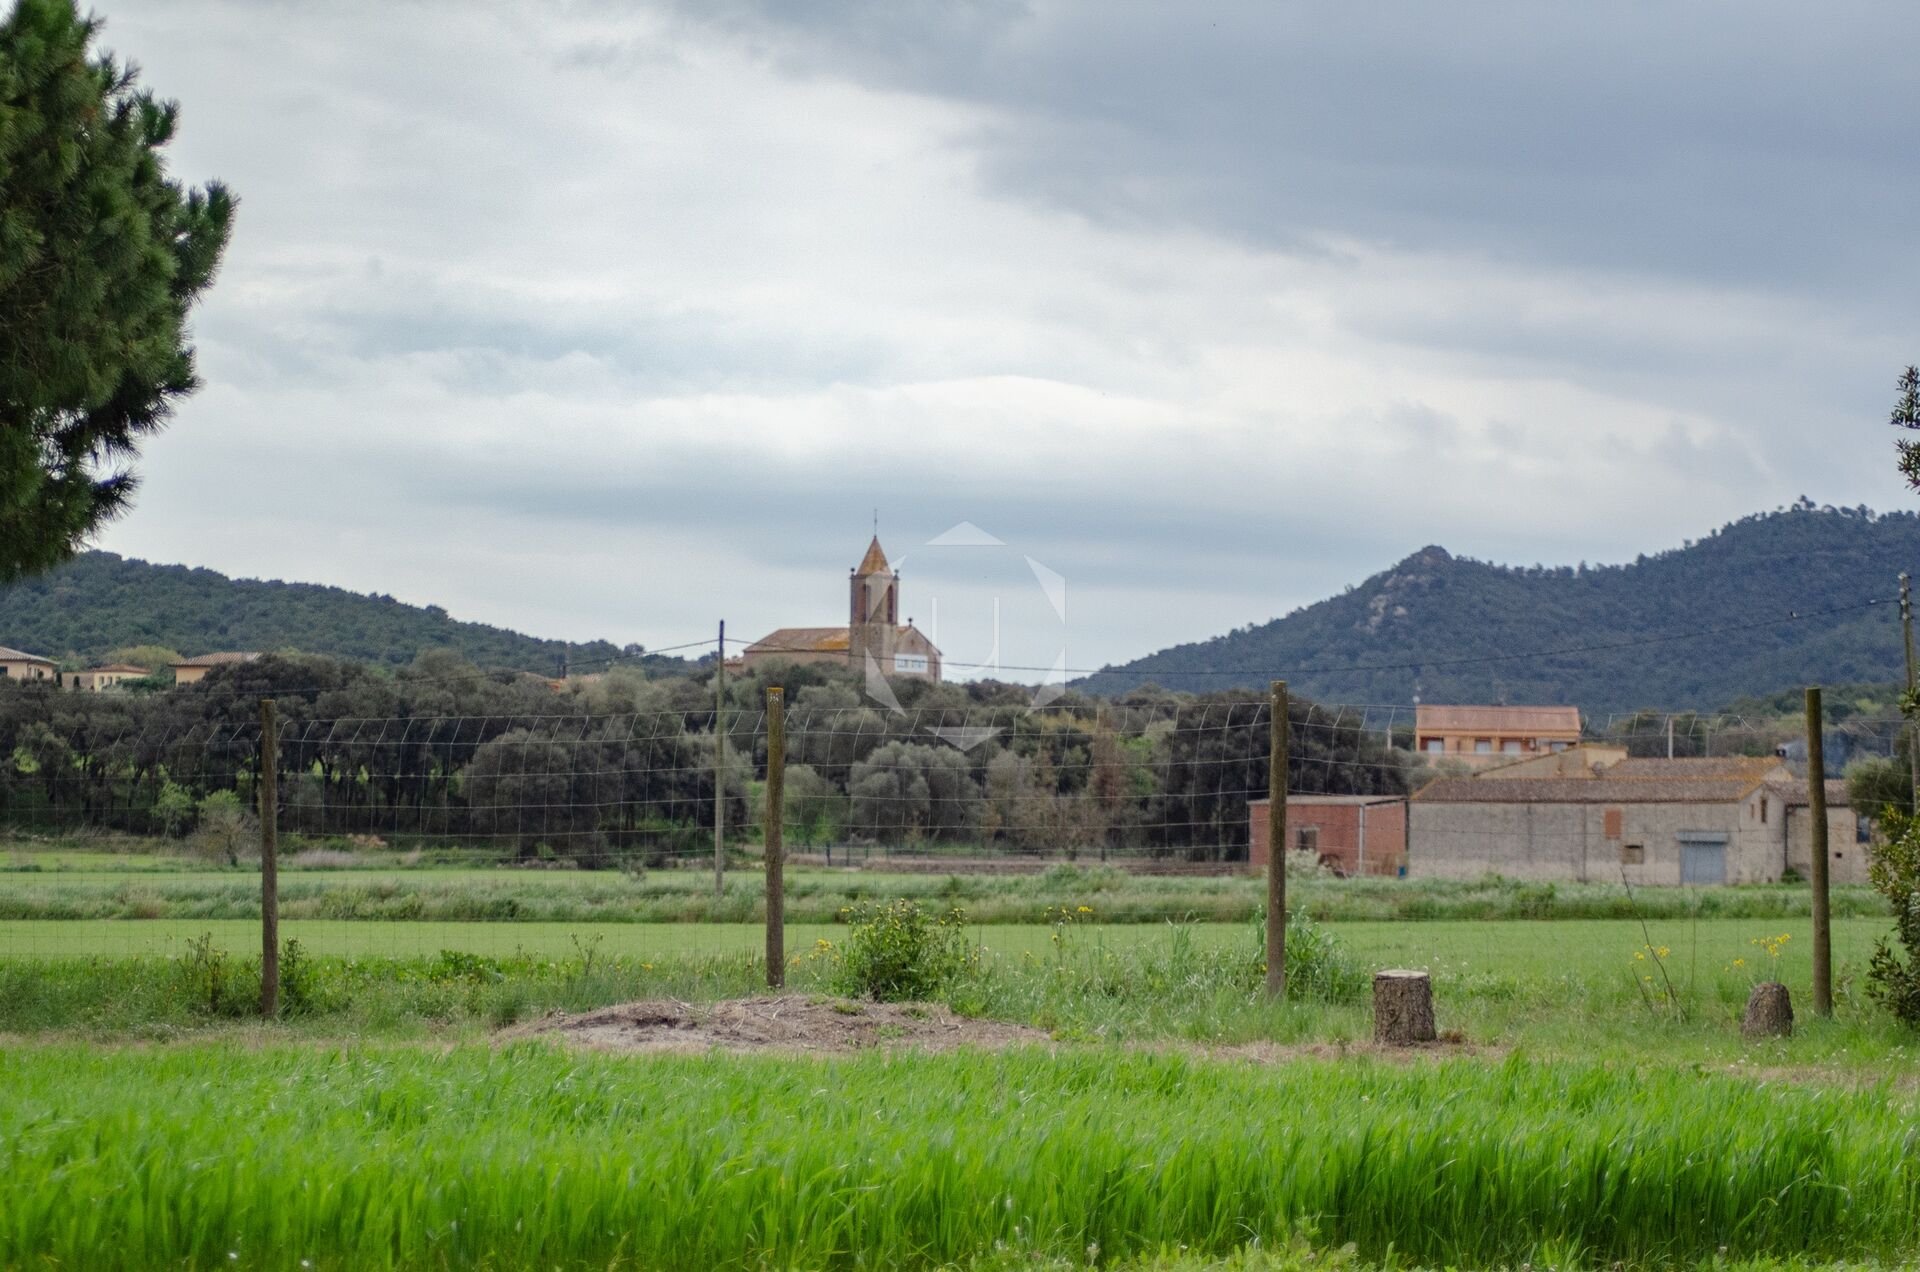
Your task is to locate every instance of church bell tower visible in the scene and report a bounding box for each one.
[848,536,898,670]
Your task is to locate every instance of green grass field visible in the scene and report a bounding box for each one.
[0,913,1891,979]
[3,914,1910,1075]
[2,844,1891,925]
[8,840,1919,1269]
[2,1043,1914,1270]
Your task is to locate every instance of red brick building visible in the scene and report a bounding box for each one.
[1248,795,1407,876]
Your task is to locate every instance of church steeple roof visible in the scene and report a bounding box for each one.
[854,535,891,576]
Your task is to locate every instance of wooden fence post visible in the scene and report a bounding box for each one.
[258,697,279,1019]
[1266,680,1289,999]
[715,619,726,897]
[1903,572,1918,804]
[1806,686,1832,1017]
[765,686,786,989]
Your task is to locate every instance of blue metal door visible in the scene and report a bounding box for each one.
[1680,835,1726,885]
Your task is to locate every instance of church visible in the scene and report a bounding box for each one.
[739,537,944,682]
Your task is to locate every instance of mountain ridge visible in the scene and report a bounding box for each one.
[0,551,692,676]
[1078,503,1918,714]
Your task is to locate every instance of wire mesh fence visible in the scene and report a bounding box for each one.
[0,701,1306,862]
[0,681,1901,1003]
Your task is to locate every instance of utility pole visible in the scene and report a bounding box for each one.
[1666,714,1674,760]
[1807,686,1832,1018]
[714,619,726,898]
[1902,573,1917,804]
[1265,680,1289,999]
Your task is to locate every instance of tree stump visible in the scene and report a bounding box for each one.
[1373,969,1437,1046]
[1741,982,1794,1038]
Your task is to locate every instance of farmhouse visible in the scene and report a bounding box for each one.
[1248,795,1407,876]
[1408,755,1863,885]
[1414,704,1582,768]
[740,537,942,681]
[65,663,150,692]
[171,651,261,685]
[0,645,57,682]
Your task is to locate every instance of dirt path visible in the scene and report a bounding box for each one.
[511,994,1049,1054]
[513,995,1502,1062]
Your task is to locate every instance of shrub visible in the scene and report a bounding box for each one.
[1286,848,1327,878]
[177,932,234,1016]
[191,790,255,865]
[278,938,346,1016]
[1847,753,1913,819]
[828,899,975,1001]
[1867,808,1920,1025]
[152,780,196,837]
[1511,881,1558,919]
[1252,906,1366,1002]
[426,949,507,984]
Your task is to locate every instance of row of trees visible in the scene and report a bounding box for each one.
[0,651,1409,863]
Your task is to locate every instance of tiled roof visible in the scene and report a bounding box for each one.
[1769,779,1852,809]
[855,536,891,576]
[747,627,852,653]
[86,664,151,675]
[1415,704,1582,734]
[173,652,261,667]
[1474,744,1628,779]
[747,624,934,655]
[1605,756,1786,779]
[0,646,52,663]
[1414,776,1764,804]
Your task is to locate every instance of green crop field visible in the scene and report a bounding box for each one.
[0,912,1893,977]
[1,843,1891,926]
[2,1043,1915,1271]
[7,842,1920,1269]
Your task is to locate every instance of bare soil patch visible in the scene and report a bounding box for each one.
[513,994,1049,1054]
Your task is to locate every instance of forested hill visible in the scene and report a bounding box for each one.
[1078,505,1920,714]
[0,552,690,676]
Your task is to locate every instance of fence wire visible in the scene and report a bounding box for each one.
[0,688,1898,972]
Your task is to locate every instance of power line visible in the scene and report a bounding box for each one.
[40,589,1897,702]
[726,595,1893,680]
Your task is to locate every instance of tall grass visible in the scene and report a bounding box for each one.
[4,914,1914,1071]
[0,856,1892,924]
[0,1043,1913,1269]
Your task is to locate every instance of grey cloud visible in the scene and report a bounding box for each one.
[672,2,1920,307]
[90,0,1920,676]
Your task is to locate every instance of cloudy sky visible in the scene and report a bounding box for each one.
[94,0,1920,677]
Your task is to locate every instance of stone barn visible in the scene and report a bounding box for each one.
[1407,756,1862,885]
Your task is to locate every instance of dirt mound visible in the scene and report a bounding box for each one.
[517,994,1049,1054]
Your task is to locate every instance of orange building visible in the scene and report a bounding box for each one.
[65,663,150,692]
[0,645,56,683]
[171,652,261,685]
[1414,704,1581,768]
